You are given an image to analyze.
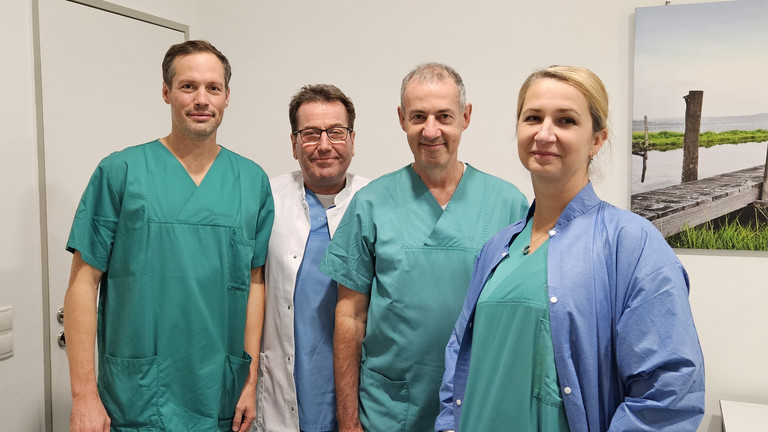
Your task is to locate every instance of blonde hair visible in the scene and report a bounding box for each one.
[516,65,609,136]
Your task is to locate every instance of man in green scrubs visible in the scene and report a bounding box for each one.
[321,63,528,432]
[63,40,274,432]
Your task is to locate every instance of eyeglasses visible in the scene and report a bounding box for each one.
[293,127,352,145]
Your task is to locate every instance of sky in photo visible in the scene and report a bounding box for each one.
[634,0,768,120]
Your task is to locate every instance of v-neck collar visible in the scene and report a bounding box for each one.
[156,140,223,188]
[406,163,472,212]
[401,164,484,248]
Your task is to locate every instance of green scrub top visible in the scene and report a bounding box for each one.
[321,165,528,431]
[459,220,569,431]
[66,141,274,431]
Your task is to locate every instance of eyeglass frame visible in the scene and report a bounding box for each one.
[292,126,353,145]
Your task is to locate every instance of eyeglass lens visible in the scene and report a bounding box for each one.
[299,128,349,144]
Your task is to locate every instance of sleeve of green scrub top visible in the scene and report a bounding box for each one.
[249,168,274,269]
[66,154,126,273]
[320,193,375,295]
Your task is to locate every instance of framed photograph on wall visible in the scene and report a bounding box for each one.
[631,0,768,251]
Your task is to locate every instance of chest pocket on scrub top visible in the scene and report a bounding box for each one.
[228,234,256,290]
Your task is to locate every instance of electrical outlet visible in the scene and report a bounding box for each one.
[0,305,12,333]
[0,330,12,359]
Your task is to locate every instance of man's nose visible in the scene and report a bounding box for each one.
[316,131,333,150]
[422,116,441,139]
[193,88,209,106]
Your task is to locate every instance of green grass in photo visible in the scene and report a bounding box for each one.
[667,208,768,250]
[632,129,768,153]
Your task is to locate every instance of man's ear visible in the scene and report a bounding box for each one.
[162,82,171,104]
[291,133,299,160]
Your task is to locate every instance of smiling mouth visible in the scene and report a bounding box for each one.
[188,112,213,121]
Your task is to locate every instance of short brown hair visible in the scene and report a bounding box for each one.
[162,40,232,89]
[288,84,356,132]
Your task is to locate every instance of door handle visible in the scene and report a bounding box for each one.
[57,307,64,325]
[57,331,66,348]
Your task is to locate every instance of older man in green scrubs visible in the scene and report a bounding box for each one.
[63,40,274,432]
[321,63,528,432]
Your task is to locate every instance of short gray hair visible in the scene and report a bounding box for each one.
[400,62,466,110]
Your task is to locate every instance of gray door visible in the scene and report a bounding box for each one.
[36,0,186,429]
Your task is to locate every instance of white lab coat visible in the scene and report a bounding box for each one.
[255,170,369,432]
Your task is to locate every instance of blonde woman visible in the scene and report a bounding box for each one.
[436,66,704,431]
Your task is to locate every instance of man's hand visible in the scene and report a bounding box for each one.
[69,392,110,432]
[231,382,256,431]
[232,266,265,431]
[338,423,365,432]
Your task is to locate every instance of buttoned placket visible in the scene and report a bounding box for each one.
[545,227,572,399]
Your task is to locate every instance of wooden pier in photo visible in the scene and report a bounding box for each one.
[631,165,766,237]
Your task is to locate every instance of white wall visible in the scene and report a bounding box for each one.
[0,1,46,430]
[682,251,768,432]
[105,0,201,34]
[5,0,764,430]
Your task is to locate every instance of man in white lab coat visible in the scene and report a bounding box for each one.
[256,84,368,432]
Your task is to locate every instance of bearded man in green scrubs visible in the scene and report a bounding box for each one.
[63,40,274,432]
[321,63,528,432]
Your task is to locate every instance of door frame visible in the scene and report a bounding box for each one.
[31,1,188,430]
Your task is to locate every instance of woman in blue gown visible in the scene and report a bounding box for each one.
[436,66,705,432]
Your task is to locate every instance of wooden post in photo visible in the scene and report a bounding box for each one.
[761,144,768,200]
[681,90,703,183]
[641,116,649,183]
